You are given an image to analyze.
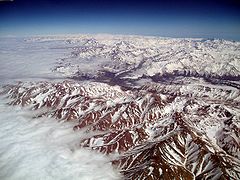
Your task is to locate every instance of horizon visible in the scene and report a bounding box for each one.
[1,33,240,42]
[0,0,240,41]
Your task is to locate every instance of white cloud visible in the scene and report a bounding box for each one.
[0,98,121,180]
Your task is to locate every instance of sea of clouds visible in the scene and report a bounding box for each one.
[0,37,121,180]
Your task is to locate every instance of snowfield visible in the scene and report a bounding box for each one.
[0,34,239,179]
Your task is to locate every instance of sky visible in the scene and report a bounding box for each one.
[0,0,240,40]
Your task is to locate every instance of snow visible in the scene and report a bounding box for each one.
[205,125,218,144]
[158,168,163,175]
[0,97,121,180]
[0,37,121,180]
[0,35,240,179]
[55,57,113,77]
[4,35,240,82]
[148,166,154,175]
[49,34,240,79]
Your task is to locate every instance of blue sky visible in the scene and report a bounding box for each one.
[0,0,240,40]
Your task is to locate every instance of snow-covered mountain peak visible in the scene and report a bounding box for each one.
[30,34,239,82]
[1,34,239,179]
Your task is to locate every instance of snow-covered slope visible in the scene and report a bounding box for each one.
[1,79,239,179]
[0,34,240,179]
[31,34,240,81]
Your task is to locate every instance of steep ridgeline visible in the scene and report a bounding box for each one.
[1,80,239,179]
[32,34,240,82]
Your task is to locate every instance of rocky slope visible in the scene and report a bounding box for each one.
[1,79,239,179]
[1,34,240,179]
